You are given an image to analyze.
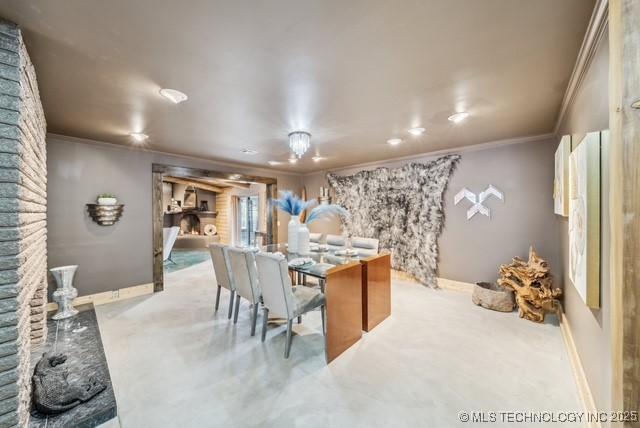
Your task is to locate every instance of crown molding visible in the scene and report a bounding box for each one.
[46,133,301,177]
[303,132,555,176]
[553,0,609,135]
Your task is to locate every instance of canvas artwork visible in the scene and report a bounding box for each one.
[568,132,600,308]
[554,135,571,216]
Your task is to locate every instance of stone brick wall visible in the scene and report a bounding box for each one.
[0,20,47,426]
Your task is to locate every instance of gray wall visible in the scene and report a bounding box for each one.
[303,136,560,284]
[47,135,301,297]
[557,31,610,414]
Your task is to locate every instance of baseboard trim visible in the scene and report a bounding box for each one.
[47,283,154,312]
[391,271,476,293]
[437,277,475,293]
[558,305,600,428]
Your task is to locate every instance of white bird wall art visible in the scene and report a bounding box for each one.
[454,185,504,220]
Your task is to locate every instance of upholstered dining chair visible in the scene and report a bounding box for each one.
[325,234,345,251]
[351,237,379,257]
[255,252,326,358]
[309,232,324,244]
[209,243,235,319]
[226,247,262,336]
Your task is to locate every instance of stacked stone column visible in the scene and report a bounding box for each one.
[0,20,48,426]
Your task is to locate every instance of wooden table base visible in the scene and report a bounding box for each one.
[361,253,391,331]
[323,263,362,363]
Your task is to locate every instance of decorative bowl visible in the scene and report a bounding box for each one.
[97,197,117,205]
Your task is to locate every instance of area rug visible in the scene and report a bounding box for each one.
[327,155,460,287]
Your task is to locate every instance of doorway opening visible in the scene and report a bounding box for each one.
[152,164,277,292]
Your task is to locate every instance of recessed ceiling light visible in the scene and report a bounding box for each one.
[241,148,258,155]
[448,112,469,123]
[387,138,402,146]
[288,158,298,164]
[268,160,282,166]
[312,156,324,162]
[408,127,426,136]
[130,132,148,143]
[159,88,188,104]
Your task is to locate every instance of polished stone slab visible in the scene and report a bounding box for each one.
[29,305,117,428]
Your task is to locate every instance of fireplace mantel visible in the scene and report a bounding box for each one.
[164,210,218,234]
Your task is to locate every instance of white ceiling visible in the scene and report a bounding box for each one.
[1,0,595,172]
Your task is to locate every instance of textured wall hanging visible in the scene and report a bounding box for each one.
[454,185,503,219]
[327,155,460,287]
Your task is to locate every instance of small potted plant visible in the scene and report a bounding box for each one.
[97,193,117,205]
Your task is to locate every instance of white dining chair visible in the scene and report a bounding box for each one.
[309,233,324,244]
[351,237,380,256]
[255,252,326,358]
[325,234,345,251]
[209,243,235,319]
[226,247,262,336]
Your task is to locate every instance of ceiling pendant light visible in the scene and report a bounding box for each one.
[288,131,311,158]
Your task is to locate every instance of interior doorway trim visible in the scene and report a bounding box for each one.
[152,163,278,292]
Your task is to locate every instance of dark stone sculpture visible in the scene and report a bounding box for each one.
[32,353,106,415]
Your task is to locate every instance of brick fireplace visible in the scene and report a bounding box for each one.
[0,20,48,426]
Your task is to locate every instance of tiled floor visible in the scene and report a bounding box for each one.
[96,261,581,428]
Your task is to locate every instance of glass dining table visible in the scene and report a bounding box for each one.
[261,243,364,290]
[262,243,368,362]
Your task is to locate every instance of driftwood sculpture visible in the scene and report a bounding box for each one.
[497,246,561,323]
[32,353,106,415]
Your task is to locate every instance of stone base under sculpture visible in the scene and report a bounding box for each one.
[472,282,516,312]
[29,305,117,428]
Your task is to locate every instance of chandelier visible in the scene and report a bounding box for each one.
[288,131,311,158]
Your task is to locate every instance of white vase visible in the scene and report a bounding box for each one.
[297,223,310,255]
[50,265,79,320]
[288,215,300,253]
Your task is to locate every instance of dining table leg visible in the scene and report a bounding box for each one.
[323,263,362,363]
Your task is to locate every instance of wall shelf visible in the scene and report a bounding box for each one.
[87,204,124,226]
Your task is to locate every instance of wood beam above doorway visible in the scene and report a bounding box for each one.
[163,176,225,193]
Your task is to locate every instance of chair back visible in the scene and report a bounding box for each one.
[309,233,323,244]
[255,252,295,319]
[351,237,379,256]
[209,243,233,291]
[226,247,261,304]
[326,234,345,248]
[162,227,180,261]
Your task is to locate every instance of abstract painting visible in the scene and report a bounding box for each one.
[327,155,460,288]
[554,135,571,216]
[568,132,600,308]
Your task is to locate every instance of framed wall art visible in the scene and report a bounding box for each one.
[554,135,571,216]
[568,131,600,308]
